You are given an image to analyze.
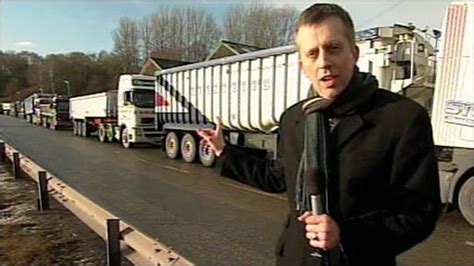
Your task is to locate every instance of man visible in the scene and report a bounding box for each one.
[197,3,440,266]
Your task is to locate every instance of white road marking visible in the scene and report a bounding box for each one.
[71,138,88,144]
[220,180,286,201]
[162,165,190,174]
[137,157,191,174]
[136,157,153,164]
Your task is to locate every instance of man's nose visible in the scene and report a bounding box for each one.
[317,50,332,69]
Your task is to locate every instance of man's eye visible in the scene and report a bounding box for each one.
[307,51,318,58]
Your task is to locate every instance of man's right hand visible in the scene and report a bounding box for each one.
[196,116,225,157]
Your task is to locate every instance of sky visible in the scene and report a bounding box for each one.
[0,0,458,55]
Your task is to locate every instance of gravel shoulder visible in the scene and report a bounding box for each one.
[0,162,107,265]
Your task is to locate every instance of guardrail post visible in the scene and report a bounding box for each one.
[37,171,49,211]
[0,141,5,163]
[13,152,21,179]
[106,218,121,266]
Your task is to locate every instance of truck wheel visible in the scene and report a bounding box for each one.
[98,124,107,143]
[181,133,197,163]
[73,121,79,135]
[106,124,115,142]
[165,132,180,159]
[121,127,134,149]
[199,141,217,167]
[458,176,474,226]
[81,121,89,137]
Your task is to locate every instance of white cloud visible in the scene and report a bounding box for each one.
[14,41,36,48]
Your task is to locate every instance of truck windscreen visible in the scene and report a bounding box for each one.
[56,102,69,111]
[132,90,154,108]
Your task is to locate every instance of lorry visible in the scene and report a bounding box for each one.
[356,24,437,110]
[23,92,55,124]
[39,94,71,130]
[1,102,12,115]
[12,100,25,118]
[154,24,436,167]
[69,74,161,148]
[431,2,473,226]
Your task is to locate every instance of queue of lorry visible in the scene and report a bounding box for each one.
[1,2,472,225]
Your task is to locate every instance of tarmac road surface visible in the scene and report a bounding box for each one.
[1,115,473,265]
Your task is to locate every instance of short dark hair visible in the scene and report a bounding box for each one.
[295,3,356,44]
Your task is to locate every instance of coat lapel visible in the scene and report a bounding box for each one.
[333,115,366,149]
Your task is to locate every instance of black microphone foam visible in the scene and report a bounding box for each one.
[304,167,321,195]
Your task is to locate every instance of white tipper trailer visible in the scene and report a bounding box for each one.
[69,74,161,148]
[23,92,55,124]
[154,24,435,168]
[70,90,118,137]
[431,2,474,226]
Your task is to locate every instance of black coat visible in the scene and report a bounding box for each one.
[221,89,441,266]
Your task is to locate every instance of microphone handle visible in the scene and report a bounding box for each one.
[309,194,327,262]
[310,194,323,216]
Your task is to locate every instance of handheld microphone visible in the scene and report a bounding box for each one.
[304,167,326,259]
[304,167,324,216]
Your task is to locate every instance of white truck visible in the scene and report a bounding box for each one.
[69,74,161,148]
[431,2,473,226]
[356,24,437,110]
[23,92,55,124]
[154,24,435,167]
[1,102,12,115]
[39,94,71,130]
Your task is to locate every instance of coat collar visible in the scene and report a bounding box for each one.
[290,101,375,150]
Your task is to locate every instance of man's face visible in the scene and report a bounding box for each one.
[296,16,359,100]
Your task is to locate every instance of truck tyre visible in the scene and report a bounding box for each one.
[98,124,107,143]
[181,133,197,163]
[121,127,134,149]
[458,176,474,226]
[165,132,180,159]
[199,141,217,167]
[106,124,115,142]
[81,121,90,137]
[73,121,79,135]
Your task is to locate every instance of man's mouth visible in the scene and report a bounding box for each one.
[320,75,337,87]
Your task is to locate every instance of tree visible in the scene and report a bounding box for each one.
[140,17,153,63]
[128,6,221,62]
[223,3,299,48]
[113,17,141,73]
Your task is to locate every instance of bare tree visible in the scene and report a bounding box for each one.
[146,6,221,62]
[113,17,141,72]
[140,17,153,62]
[224,3,298,48]
[224,7,246,43]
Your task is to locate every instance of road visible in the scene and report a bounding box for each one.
[1,114,473,265]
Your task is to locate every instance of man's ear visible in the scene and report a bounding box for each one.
[352,45,360,62]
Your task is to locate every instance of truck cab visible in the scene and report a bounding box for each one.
[24,93,55,124]
[356,24,437,110]
[1,102,12,115]
[40,95,71,129]
[116,74,161,148]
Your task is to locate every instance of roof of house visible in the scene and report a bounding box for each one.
[206,40,262,60]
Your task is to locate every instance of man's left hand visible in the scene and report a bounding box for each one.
[298,212,341,250]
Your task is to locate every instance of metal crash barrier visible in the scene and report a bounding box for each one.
[0,141,193,266]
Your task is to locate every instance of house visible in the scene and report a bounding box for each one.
[206,40,262,61]
[140,57,191,75]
